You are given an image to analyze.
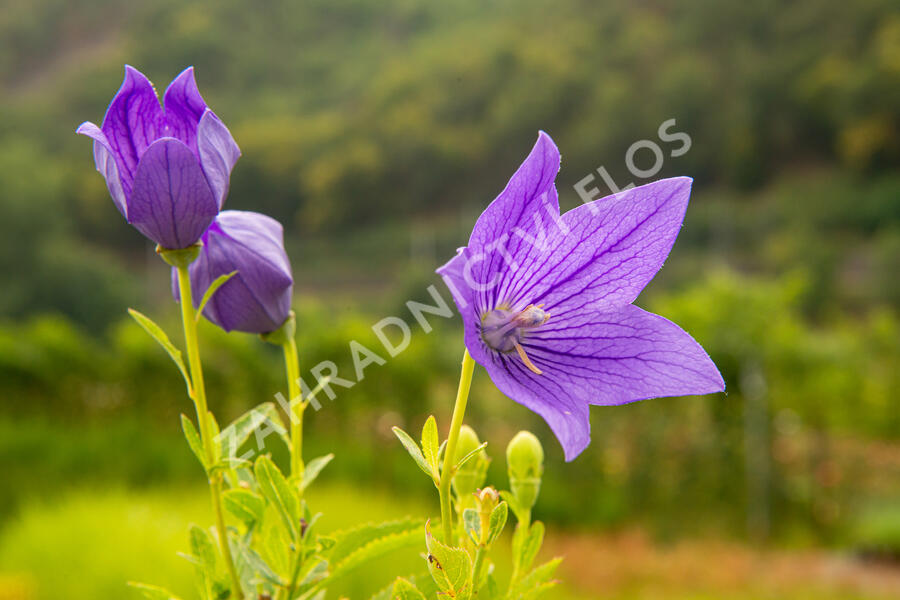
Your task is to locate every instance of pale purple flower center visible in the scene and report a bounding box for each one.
[480,304,550,353]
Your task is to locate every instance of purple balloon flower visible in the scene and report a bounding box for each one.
[174,211,293,334]
[77,65,240,249]
[437,132,724,461]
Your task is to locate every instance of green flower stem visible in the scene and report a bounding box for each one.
[176,265,243,600]
[281,335,305,486]
[439,348,476,545]
[472,546,487,593]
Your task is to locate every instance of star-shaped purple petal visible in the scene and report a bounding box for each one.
[438,132,724,461]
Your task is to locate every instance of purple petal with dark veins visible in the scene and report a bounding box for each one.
[162,66,208,154]
[100,66,165,197]
[465,131,561,315]
[76,121,128,217]
[197,109,241,209]
[176,211,293,333]
[502,177,694,314]
[505,303,723,460]
[128,137,217,249]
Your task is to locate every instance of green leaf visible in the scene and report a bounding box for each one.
[510,558,561,600]
[127,582,183,600]
[392,426,431,477]
[219,402,288,459]
[181,414,207,470]
[206,411,221,465]
[195,271,237,322]
[189,524,218,573]
[391,578,428,600]
[254,455,301,541]
[425,522,472,599]
[486,501,508,546]
[421,415,440,478]
[462,508,481,545]
[222,488,265,527]
[455,441,488,470]
[513,521,544,574]
[301,453,334,491]
[128,308,192,397]
[326,518,424,568]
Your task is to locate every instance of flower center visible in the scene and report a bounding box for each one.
[480,304,549,374]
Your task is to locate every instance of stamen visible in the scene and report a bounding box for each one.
[514,341,543,375]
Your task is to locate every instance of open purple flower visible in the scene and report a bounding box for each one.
[77,65,240,249]
[174,210,293,334]
[437,132,724,461]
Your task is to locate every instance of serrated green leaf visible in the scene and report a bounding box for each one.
[463,508,481,545]
[195,271,237,322]
[455,441,488,470]
[218,402,288,459]
[421,415,440,478]
[392,426,432,477]
[128,308,192,397]
[326,518,424,567]
[255,455,300,541]
[222,488,265,527]
[486,501,508,546]
[425,522,472,599]
[181,414,207,470]
[301,453,334,491]
[391,577,428,600]
[127,582,183,600]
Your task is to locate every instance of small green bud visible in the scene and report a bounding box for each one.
[506,431,544,511]
[452,425,489,502]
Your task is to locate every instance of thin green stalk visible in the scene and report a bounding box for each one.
[176,266,243,600]
[472,547,487,595]
[439,348,476,545]
[282,336,305,485]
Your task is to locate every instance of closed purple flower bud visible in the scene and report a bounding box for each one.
[77,66,240,249]
[174,211,293,334]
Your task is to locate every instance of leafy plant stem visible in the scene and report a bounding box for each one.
[176,265,243,600]
[282,335,305,487]
[439,348,476,545]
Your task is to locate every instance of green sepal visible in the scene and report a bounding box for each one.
[301,453,334,491]
[425,521,473,599]
[195,271,237,322]
[128,308,192,397]
[181,414,207,471]
[392,426,432,477]
[127,582,184,600]
[156,243,201,268]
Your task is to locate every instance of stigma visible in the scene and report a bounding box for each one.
[480,304,549,375]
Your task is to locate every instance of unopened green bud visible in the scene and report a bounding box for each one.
[452,425,489,501]
[506,431,544,511]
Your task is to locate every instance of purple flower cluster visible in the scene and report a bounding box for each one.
[79,66,291,333]
[81,69,722,458]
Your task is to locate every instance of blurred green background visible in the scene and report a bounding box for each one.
[1,0,899,598]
